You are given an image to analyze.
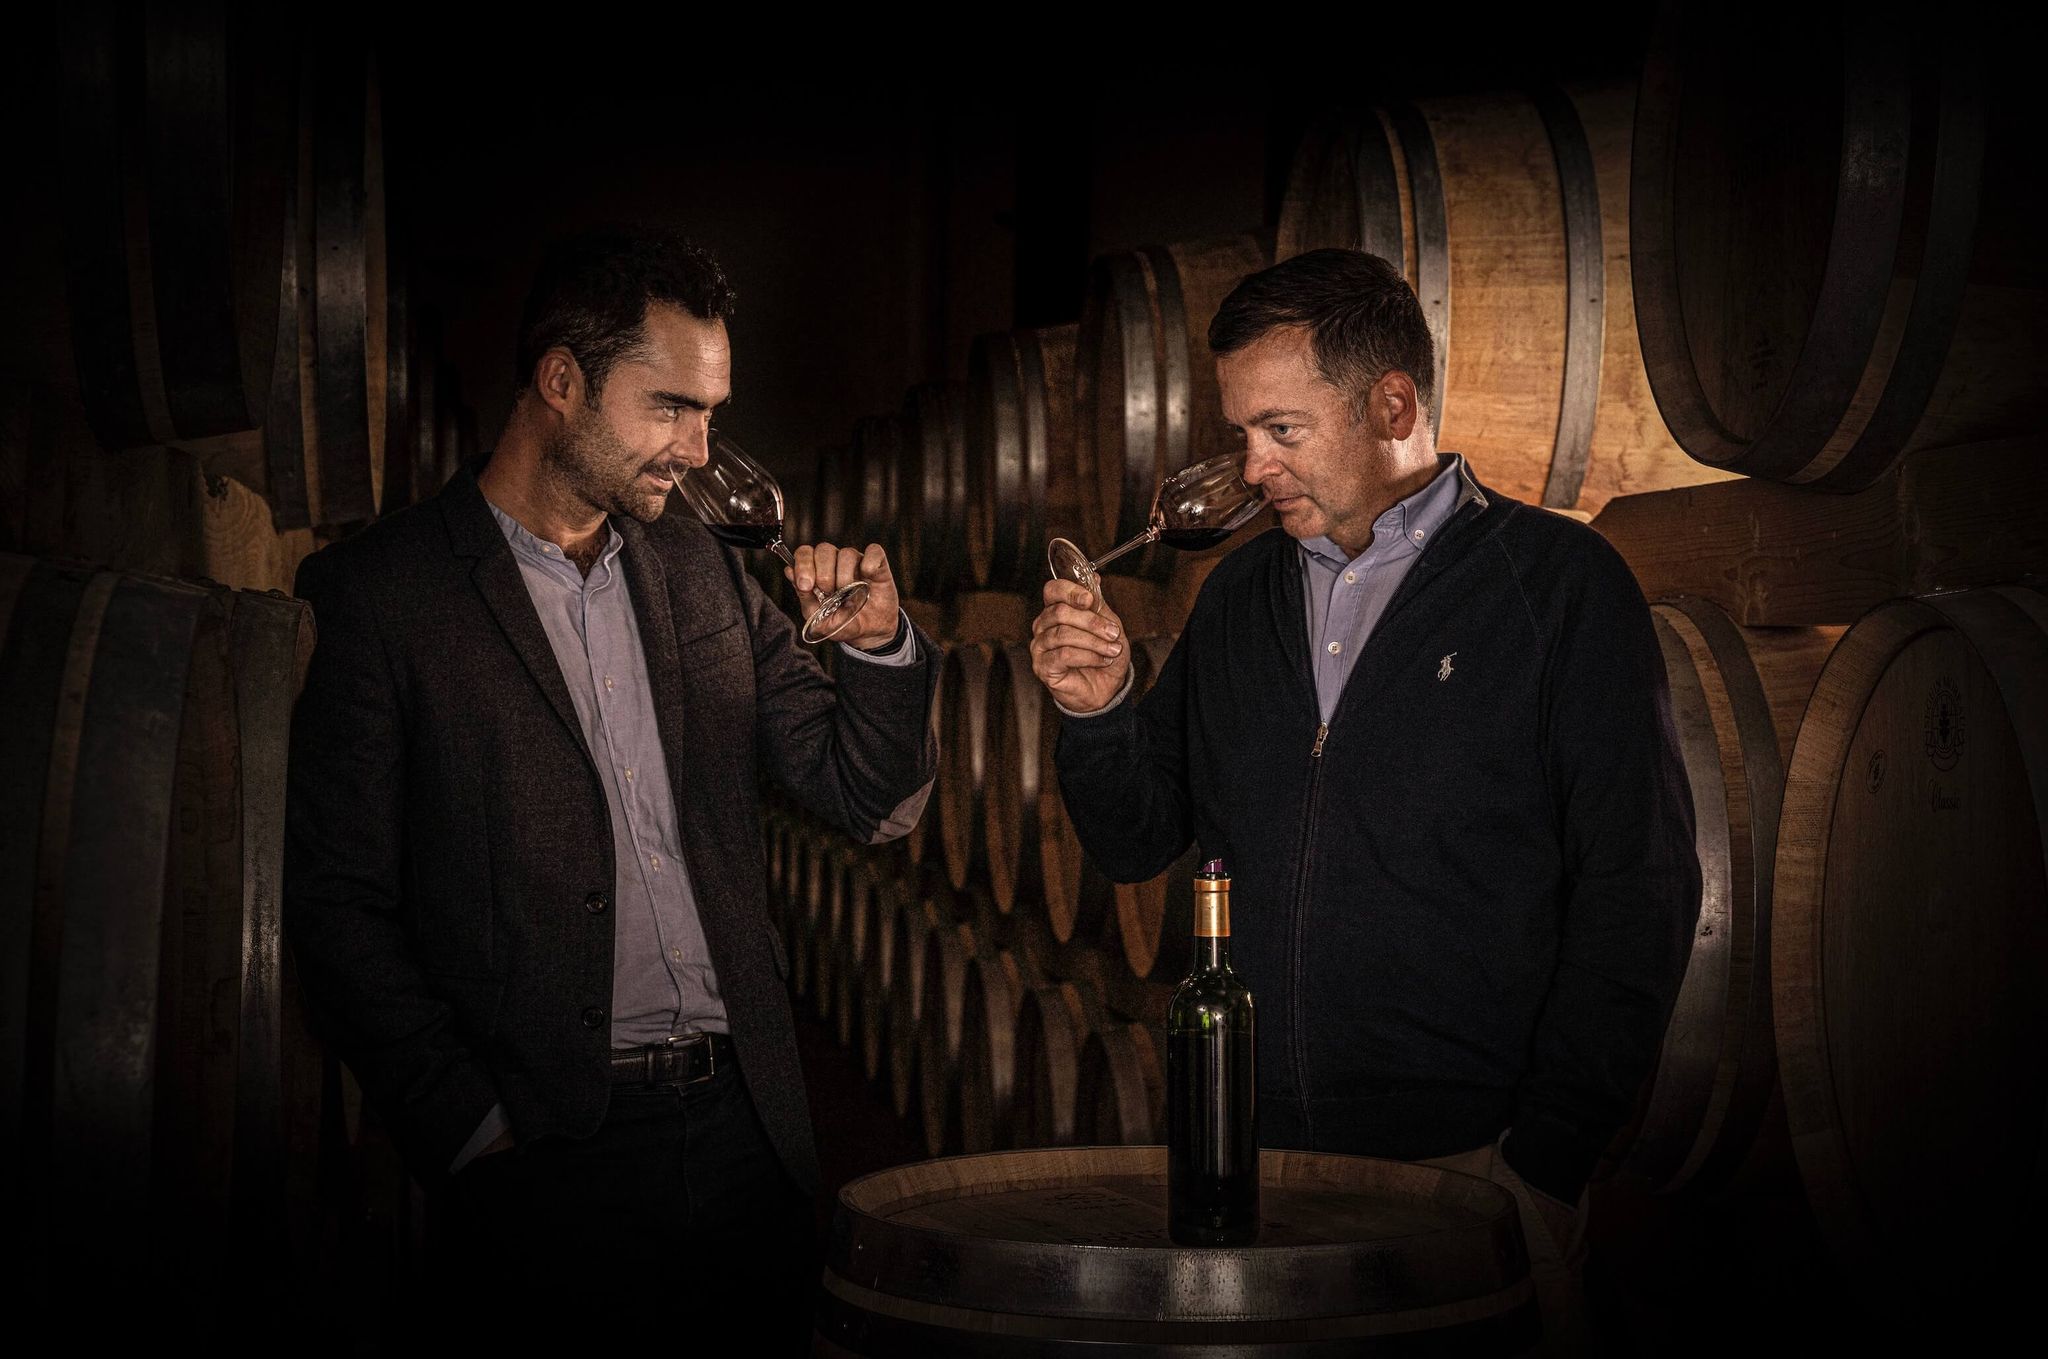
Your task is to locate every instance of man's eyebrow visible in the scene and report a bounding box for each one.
[649,390,733,410]
[1228,407,1314,429]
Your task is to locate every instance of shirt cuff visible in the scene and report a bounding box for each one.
[838,610,918,666]
[449,1102,512,1174]
[1054,662,1136,718]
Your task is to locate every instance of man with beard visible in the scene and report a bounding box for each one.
[284,228,938,1346]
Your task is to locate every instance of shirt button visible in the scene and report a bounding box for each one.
[1412,529,1425,541]
[1343,572,1356,584]
[1327,641,1342,655]
[584,890,610,915]
[671,947,683,962]
[625,768,635,782]
[604,676,614,691]
[581,1006,607,1029]
[650,854,662,870]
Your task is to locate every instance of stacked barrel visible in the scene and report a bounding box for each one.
[1,12,472,1342]
[6,11,484,598]
[766,627,1189,1161]
[0,553,425,1333]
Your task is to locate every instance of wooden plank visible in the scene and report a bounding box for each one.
[1592,436,2048,626]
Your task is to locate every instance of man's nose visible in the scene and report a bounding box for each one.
[1240,438,1281,487]
[675,415,713,468]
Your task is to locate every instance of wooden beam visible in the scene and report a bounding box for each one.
[1591,437,2047,626]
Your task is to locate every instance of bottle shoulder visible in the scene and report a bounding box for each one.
[1168,971,1255,1028]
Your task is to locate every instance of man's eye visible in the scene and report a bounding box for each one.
[1270,424,1294,439]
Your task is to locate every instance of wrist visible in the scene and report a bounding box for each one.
[850,613,907,654]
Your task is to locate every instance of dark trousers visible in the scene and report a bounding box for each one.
[417,1061,817,1354]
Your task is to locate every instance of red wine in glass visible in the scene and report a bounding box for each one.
[1048,453,1267,612]
[678,432,870,644]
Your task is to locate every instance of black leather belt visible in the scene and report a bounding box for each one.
[608,1032,734,1088]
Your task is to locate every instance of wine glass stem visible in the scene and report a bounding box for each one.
[1088,525,1161,573]
[770,538,834,606]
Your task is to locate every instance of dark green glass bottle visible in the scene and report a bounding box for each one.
[1167,859,1259,1246]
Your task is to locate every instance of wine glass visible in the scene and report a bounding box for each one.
[676,431,870,644]
[1047,453,1267,612]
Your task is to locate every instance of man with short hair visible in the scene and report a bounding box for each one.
[1031,248,1700,1350]
[285,228,937,1344]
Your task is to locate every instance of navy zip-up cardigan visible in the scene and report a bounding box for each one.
[1054,469,1702,1203]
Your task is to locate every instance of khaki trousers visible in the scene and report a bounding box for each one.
[1420,1136,1592,1356]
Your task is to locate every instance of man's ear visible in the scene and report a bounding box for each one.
[1379,371,1421,443]
[532,347,584,417]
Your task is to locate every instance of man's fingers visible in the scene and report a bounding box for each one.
[797,541,837,594]
[1037,622,1122,659]
[836,545,864,592]
[1033,604,1121,641]
[1041,643,1123,672]
[860,543,891,582]
[1042,579,1096,611]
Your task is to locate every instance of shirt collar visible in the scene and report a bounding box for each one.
[1299,452,1468,571]
[484,496,625,581]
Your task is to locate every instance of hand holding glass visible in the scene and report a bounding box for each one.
[1046,454,1267,609]
[675,431,870,644]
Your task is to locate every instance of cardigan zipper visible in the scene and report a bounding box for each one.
[1287,722,1330,1140]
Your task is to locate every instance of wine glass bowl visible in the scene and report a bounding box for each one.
[1047,454,1266,613]
[677,431,872,645]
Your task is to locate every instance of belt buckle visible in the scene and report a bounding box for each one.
[661,1031,714,1087]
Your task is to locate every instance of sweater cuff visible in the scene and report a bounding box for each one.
[1500,1114,1600,1206]
[1054,663,1136,719]
[840,610,915,664]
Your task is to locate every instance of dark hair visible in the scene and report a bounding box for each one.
[1207,248,1436,419]
[515,227,737,398]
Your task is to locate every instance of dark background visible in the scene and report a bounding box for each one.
[370,15,1662,483]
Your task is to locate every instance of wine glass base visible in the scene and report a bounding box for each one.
[1046,537,1106,615]
[802,581,871,645]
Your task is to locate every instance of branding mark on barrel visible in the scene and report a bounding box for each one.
[1924,679,1965,772]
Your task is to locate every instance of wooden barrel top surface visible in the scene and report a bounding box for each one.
[829,1147,1531,1330]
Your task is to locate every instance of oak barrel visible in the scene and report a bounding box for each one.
[1772,584,2048,1293]
[1075,234,1272,582]
[57,4,292,450]
[1012,979,1096,1148]
[1278,85,1720,515]
[850,415,903,566]
[915,916,978,1157]
[956,947,1029,1154]
[1603,599,1839,1193]
[0,558,342,1322]
[964,323,1080,592]
[816,1147,1537,1356]
[887,894,944,1120]
[899,382,969,600]
[1076,1020,1165,1146]
[1110,635,1197,979]
[261,30,390,530]
[937,643,993,891]
[981,641,1047,915]
[1631,19,2045,489]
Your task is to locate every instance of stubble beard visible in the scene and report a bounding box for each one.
[543,401,671,525]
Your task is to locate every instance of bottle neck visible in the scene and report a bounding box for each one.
[1194,935,1231,973]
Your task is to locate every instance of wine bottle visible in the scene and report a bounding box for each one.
[1167,859,1258,1246]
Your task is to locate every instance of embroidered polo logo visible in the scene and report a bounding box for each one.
[1437,652,1457,682]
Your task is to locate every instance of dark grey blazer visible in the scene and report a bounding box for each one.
[283,466,939,1190]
